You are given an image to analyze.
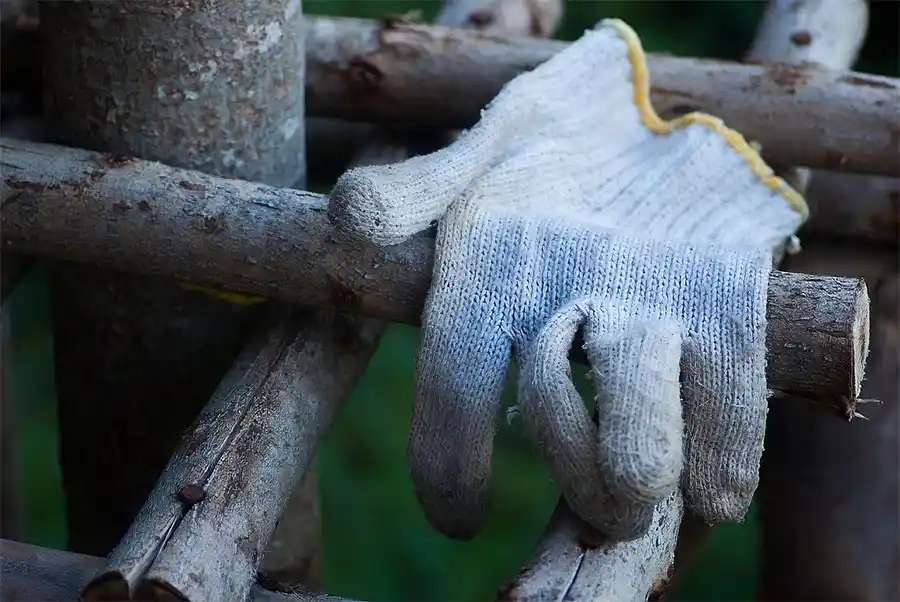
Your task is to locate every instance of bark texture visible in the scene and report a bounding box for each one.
[0,138,872,410]
[304,16,900,177]
[497,493,682,601]
[80,309,382,602]
[37,2,322,585]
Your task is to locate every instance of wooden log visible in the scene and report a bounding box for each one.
[304,16,900,177]
[0,539,357,602]
[497,493,682,601]
[37,2,327,587]
[76,308,381,602]
[0,138,871,414]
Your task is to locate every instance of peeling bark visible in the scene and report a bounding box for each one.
[79,309,382,602]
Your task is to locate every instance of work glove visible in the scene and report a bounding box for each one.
[328,19,808,540]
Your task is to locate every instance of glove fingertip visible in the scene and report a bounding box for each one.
[409,449,492,540]
[683,472,757,525]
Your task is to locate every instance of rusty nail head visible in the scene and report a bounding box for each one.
[178,483,206,506]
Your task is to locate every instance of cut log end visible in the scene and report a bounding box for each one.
[852,278,872,399]
[765,271,871,413]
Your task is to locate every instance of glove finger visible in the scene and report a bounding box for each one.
[583,319,684,506]
[680,265,770,524]
[519,301,652,540]
[410,309,511,541]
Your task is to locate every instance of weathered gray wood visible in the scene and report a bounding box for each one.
[497,493,682,601]
[0,539,356,602]
[81,2,541,591]
[304,16,900,177]
[77,309,382,602]
[36,1,327,583]
[0,138,871,413]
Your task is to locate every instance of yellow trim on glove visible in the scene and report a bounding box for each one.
[601,18,810,222]
[180,283,268,307]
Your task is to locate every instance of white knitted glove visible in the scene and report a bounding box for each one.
[328,20,808,540]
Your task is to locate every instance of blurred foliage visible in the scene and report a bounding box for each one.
[6,1,897,601]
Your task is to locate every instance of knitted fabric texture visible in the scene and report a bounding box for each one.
[327,19,807,540]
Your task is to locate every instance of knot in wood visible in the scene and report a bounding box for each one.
[347,57,383,92]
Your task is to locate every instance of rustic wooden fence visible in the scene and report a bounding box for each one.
[0,0,897,600]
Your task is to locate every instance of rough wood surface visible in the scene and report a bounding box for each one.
[497,493,682,601]
[304,16,900,177]
[0,539,357,602]
[77,309,381,602]
[36,1,326,583]
[0,138,871,411]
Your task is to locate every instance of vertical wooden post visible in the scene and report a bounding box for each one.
[39,0,323,585]
[746,1,900,599]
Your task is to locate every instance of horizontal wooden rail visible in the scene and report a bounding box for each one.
[0,539,356,602]
[305,16,900,177]
[0,138,870,415]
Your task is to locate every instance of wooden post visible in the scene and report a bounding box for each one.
[37,0,324,587]
[740,1,899,599]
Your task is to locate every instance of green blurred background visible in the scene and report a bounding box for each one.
[5,1,897,600]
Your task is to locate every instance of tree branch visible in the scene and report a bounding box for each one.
[304,16,900,177]
[77,308,381,601]
[0,138,870,415]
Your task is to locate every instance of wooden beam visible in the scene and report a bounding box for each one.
[304,16,900,177]
[0,138,871,414]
